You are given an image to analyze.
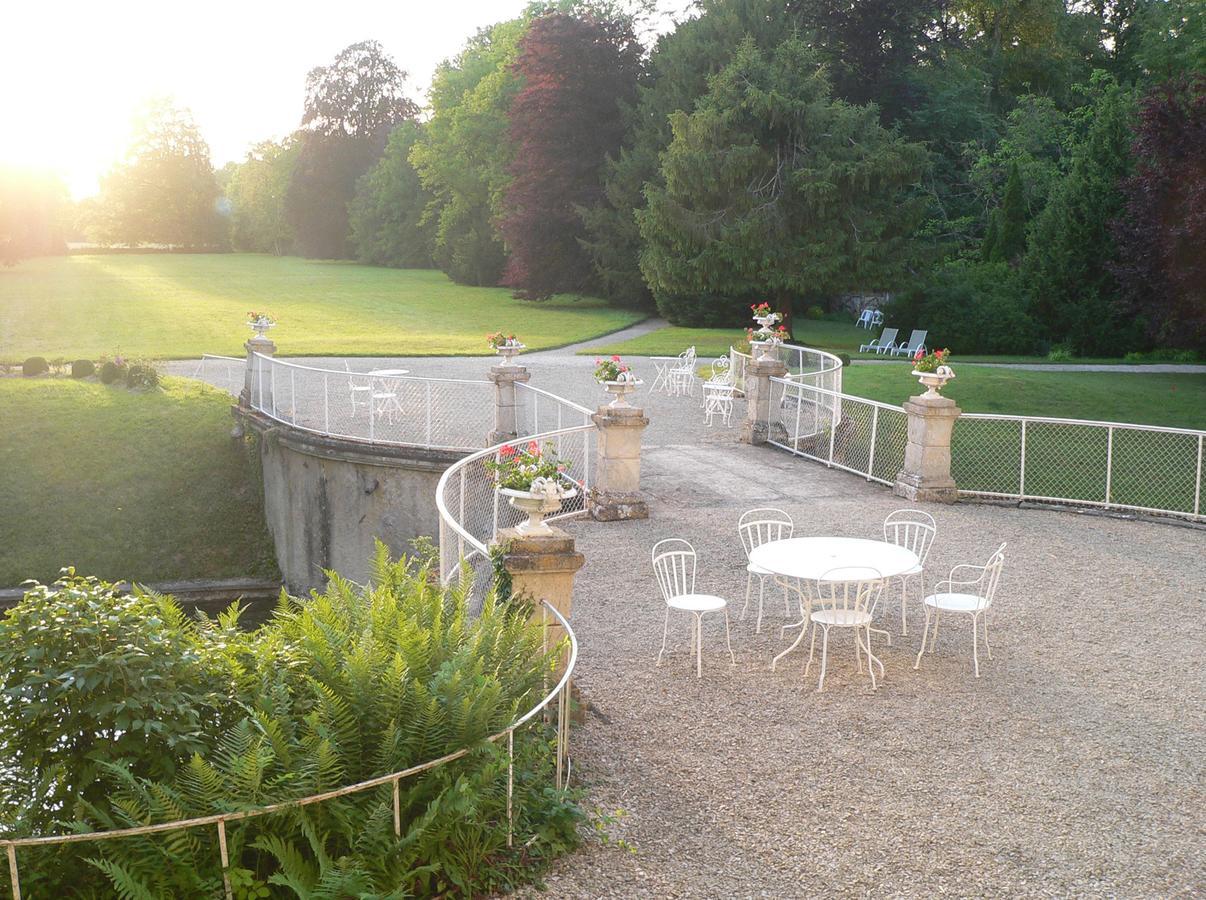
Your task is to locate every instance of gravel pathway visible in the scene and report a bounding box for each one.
[171,353,1205,896]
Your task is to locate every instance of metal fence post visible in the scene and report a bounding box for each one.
[1105,426,1114,507]
[867,406,879,480]
[323,372,330,433]
[1019,420,1027,499]
[1195,434,1203,518]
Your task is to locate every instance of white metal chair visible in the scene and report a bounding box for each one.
[737,508,794,634]
[806,567,886,692]
[652,538,735,678]
[649,356,676,394]
[855,309,882,329]
[914,543,1006,677]
[882,509,937,636]
[702,356,735,425]
[891,329,928,357]
[859,327,899,354]
[345,362,373,416]
[668,347,697,397]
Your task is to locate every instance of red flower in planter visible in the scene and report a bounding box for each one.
[500,444,517,458]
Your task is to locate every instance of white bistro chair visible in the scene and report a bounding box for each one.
[806,567,886,692]
[914,543,1006,677]
[882,509,937,636]
[737,508,794,633]
[345,362,373,417]
[702,356,736,425]
[668,347,697,397]
[652,538,735,678]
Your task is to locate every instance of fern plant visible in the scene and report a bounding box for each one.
[43,549,583,898]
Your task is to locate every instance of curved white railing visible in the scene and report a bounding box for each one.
[730,342,844,397]
[0,599,578,900]
[247,353,494,451]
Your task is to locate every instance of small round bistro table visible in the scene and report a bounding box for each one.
[749,536,919,670]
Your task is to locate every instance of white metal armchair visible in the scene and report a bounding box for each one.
[652,538,736,678]
[914,543,1006,677]
[737,508,794,633]
[882,509,937,636]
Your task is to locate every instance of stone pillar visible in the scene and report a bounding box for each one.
[234,333,276,438]
[894,394,962,503]
[740,355,788,445]
[589,405,649,521]
[242,333,277,408]
[488,364,531,445]
[499,526,585,657]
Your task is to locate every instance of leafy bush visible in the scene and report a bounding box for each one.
[4,551,581,897]
[805,304,825,320]
[837,352,851,367]
[0,571,236,836]
[889,261,1041,356]
[71,359,95,378]
[21,356,48,376]
[99,360,122,384]
[1123,348,1200,364]
[125,361,160,390]
[1047,343,1076,362]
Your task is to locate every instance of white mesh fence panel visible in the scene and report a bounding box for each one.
[249,354,493,451]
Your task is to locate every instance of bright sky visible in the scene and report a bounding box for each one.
[1,0,689,199]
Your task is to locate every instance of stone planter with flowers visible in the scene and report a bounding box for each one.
[487,440,578,536]
[594,355,642,408]
[910,348,955,398]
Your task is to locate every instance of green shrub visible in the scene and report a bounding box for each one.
[1047,343,1076,362]
[125,361,159,390]
[1123,348,1200,364]
[70,359,95,378]
[6,551,581,897]
[21,357,48,376]
[889,261,1041,356]
[0,571,237,838]
[99,361,121,384]
[805,304,825,320]
[837,352,851,367]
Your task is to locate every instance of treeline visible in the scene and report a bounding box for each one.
[4,0,1203,354]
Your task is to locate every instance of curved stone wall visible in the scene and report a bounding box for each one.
[240,409,464,592]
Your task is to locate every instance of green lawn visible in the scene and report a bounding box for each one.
[582,322,1128,364]
[842,366,1206,430]
[0,254,646,361]
[0,375,278,587]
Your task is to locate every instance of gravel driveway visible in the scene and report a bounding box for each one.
[174,350,1205,897]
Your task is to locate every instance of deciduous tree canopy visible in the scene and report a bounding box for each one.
[499,12,641,299]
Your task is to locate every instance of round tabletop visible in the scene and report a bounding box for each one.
[749,536,918,582]
[368,368,410,377]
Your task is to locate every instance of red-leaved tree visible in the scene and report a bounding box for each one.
[500,12,641,299]
[1111,75,1206,351]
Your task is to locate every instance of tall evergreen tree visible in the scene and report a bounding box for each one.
[499,12,641,299]
[637,37,929,329]
[580,0,795,306]
[1023,75,1136,355]
[984,161,1026,262]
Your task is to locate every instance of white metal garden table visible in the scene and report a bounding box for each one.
[749,537,919,670]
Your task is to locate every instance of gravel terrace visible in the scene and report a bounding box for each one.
[174,348,1206,898]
